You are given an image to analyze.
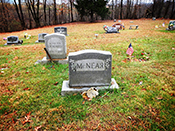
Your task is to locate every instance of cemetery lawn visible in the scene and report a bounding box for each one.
[0,19,175,130]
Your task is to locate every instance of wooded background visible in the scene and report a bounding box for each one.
[0,0,175,32]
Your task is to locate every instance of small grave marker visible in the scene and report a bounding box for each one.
[4,36,23,45]
[152,17,156,20]
[35,33,48,43]
[54,27,67,36]
[129,25,139,29]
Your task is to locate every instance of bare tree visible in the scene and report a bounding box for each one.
[26,0,41,27]
[14,0,26,29]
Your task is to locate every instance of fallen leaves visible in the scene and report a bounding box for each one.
[22,112,32,125]
[54,81,59,85]
[34,125,42,131]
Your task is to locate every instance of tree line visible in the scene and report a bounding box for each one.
[0,0,175,32]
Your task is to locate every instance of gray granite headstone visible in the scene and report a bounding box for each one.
[68,50,112,87]
[44,33,67,59]
[54,27,67,36]
[36,33,48,43]
[4,36,23,45]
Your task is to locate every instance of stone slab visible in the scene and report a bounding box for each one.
[61,78,119,96]
[40,57,68,64]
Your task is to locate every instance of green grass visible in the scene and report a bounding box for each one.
[0,20,175,130]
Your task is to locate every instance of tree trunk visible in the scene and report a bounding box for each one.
[120,0,123,19]
[170,0,175,18]
[114,0,118,19]
[1,0,8,31]
[152,0,156,17]
[132,0,138,19]
[43,0,47,25]
[126,0,130,19]
[49,6,51,25]
[164,0,171,18]
[111,0,114,19]
[70,0,74,22]
[157,0,164,18]
[53,0,57,24]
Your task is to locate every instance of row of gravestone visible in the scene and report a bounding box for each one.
[34,33,119,95]
[4,27,67,45]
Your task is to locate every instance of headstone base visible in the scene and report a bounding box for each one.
[4,43,22,46]
[35,40,45,43]
[61,78,119,96]
[40,57,68,64]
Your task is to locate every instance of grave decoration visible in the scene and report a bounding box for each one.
[103,25,119,33]
[82,87,99,101]
[35,33,48,43]
[112,23,124,30]
[123,44,151,63]
[162,23,165,27]
[61,49,119,96]
[166,20,175,31]
[24,33,31,39]
[129,25,139,29]
[40,33,68,64]
[126,43,134,61]
[54,27,67,36]
[4,36,23,46]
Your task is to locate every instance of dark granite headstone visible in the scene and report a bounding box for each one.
[44,33,67,59]
[5,36,23,45]
[68,50,112,87]
[54,27,67,36]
